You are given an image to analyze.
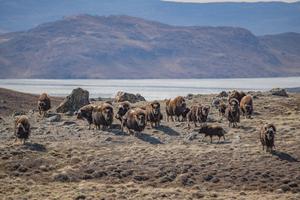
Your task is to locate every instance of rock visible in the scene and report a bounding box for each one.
[217,91,228,97]
[270,88,288,97]
[75,195,86,200]
[185,132,198,141]
[53,173,70,182]
[65,111,74,116]
[104,137,113,142]
[114,91,146,103]
[60,121,77,126]
[56,88,90,113]
[133,175,149,181]
[288,182,298,188]
[46,114,61,122]
[211,98,221,108]
[280,184,290,192]
[203,175,213,181]
[186,94,194,100]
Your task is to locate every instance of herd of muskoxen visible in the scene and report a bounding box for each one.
[14,90,276,153]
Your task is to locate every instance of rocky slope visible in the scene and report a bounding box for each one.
[0,15,300,79]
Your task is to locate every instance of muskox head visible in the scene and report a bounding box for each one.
[151,101,160,115]
[198,124,209,133]
[102,104,113,121]
[264,124,276,141]
[134,111,146,127]
[229,98,239,112]
[16,123,26,135]
[201,105,210,116]
[182,107,190,119]
[245,104,252,117]
[176,96,186,108]
[115,102,130,120]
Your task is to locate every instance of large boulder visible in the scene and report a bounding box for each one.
[56,88,90,113]
[270,88,288,97]
[114,91,146,103]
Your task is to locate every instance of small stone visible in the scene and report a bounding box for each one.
[53,173,70,182]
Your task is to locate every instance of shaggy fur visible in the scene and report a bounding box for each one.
[225,98,240,128]
[228,90,246,103]
[92,103,114,130]
[218,102,227,118]
[122,108,147,136]
[165,96,186,122]
[145,101,163,128]
[115,101,131,123]
[38,93,51,117]
[187,105,210,127]
[14,115,31,144]
[76,104,95,129]
[240,95,253,119]
[260,123,276,152]
[199,124,226,143]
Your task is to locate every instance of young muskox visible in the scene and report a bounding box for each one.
[115,101,131,124]
[145,101,163,128]
[187,105,210,127]
[92,103,114,130]
[225,98,240,128]
[198,124,226,143]
[218,102,227,118]
[14,115,31,144]
[240,95,253,119]
[228,90,246,103]
[38,93,51,117]
[165,96,186,122]
[181,107,191,122]
[260,123,276,152]
[76,104,95,130]
[122,108,147,136]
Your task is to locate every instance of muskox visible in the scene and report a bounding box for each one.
[218,102,227,118]
[240,95,253,119]
[76,104,95,130]
[38,93,51,117]
[122,108,146,136]
[187,105,210,127]
[225,98,240,128]
[145,101,163,128]
[92,103,114,130]
[260,123,276,152]
[228,90,246,103]
[14,115,31,144]
[198,124,226,143]
[181,107,191,122]
[115,101,131,123]
[165,96,186,122]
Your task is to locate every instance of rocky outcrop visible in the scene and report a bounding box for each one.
[270,88,288,97]
[56,88,90,113]
[114,91,146,103]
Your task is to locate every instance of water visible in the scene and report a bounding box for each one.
[0,77,299,100]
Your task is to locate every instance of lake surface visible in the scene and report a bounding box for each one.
[0,78,300,100]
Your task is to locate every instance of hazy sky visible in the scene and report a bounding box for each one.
[163,0,299,3]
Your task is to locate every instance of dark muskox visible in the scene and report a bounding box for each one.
[14,115,31,144]
[122,108,147,136]
[76,104,95,130]
[198,124,226,143]
[181,107,191,122]
[260,123,276,152]
[228,90,246,103]
[218,102,227,118]
[38,93,51,117]
[115,101,131,123]
[225,98,240,128]
[145,101,163,128]
[165,96,186,122]
[187,105,210,127]
[92,103,114,130]
[240,95,253,119]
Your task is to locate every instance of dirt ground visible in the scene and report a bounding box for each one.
[0,88,299,200]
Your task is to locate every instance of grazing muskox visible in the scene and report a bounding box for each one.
[122,108,147,136]
[260,123,276,152]
[76,104,95,130]
[115,101,131,123]
[240,95,253,119]
[14,115,31,144]
[145,101,163,128]
[228,90,246,103]
[165,96,186,122]
[225,98,240,128]
[187,105,210,127]
[92,103,114,130]
[198,124,226,143]
[38,93,51,117]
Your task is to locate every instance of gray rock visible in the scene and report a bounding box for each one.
[46,114,61,122]
[56,88,90,113]
[114,91,146,103]
[270,88,288,97]
[217,91,228,97]
[185,132,198,141]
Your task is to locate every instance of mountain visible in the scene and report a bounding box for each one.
[0,15,299,79]
[0,0,300,35]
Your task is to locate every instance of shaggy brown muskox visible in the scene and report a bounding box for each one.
[92,103,114,130]
[38,93,51,117]
[145,101,163,128]
[199,124,226,143]
[240,95,253,119]
[218,102,227,118]
[187,105,210,127]
[14,115,31,144]
[165,96,186,122]
[115,101,131,123]
[228,90,246,103]
[260,123,276,152]
[225,98,240,128]
[122,108,146,136]
[76,104,95,130]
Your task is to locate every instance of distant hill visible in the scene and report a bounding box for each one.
[0,0,300,35]
[0,15,299,79]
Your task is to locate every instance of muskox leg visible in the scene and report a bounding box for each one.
[210,136,213,143]
[171,116,174,122]
[194,122,197,127]
[218,136,221,143]
[223,135,226,141]
[201,135,206,142]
